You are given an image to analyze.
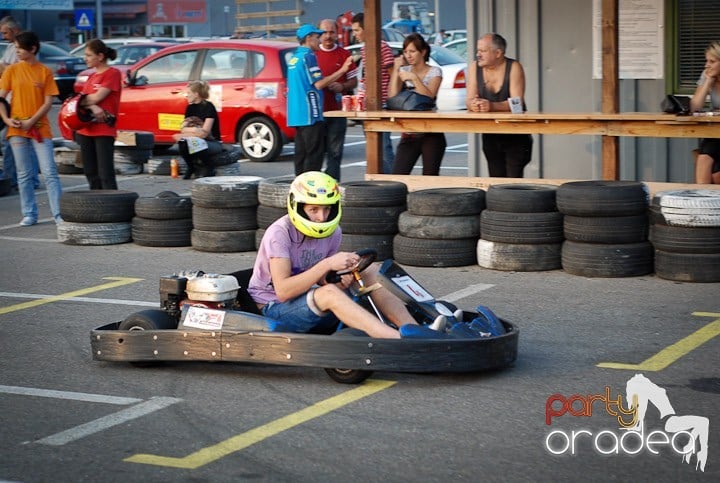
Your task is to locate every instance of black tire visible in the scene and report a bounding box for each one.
[563,215,648,244]
[192,206,258,231]
[649,224,720,253]
[393,235,477,267]
[57,221,132,245]
[407,188,485,216]
[342,205,405,234]
[340,233,394,261]
[191,229,256,252]
[340,181,408,207]
[654,250,720,282]
[561,241,654,277]
[256,204,287,229]
[135,194,192,220]
[398,212,480,239]
[258,176,294,208]
[486,183,558,213]
[191,176,261,208]
[56,163,83,175]
[114,147,153,164]
[116,131,155,150]
[60,190,138,223]
[119,309,178,331]
[324,328,373,384]
[209,147,243,167]
[480,210,564,244]
[556,181,649,216]
[0,178,11,197]
[255,228,266,250]
[477,239,562,271]
[131,217,193,247]
[238,115,283,162]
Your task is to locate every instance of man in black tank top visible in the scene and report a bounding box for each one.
[466,33,533,178]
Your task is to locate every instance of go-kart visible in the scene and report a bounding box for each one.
[91,250,519,383]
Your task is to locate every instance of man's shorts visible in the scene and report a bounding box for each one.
[262,288,340,333]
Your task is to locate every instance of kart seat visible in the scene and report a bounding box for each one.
[227,268,262,315]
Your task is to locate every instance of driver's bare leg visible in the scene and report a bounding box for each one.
[312,284,403,338]
[360,264,419,328]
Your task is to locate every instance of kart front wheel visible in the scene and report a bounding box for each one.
[324,367,373,384]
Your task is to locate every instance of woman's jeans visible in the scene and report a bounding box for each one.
[10,136,62,221]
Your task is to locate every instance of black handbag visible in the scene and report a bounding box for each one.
[386,90,436,111]
[660,95,691,115]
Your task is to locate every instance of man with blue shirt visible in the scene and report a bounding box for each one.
[287,24,353,175]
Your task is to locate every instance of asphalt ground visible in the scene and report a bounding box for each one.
[0,111,718,482]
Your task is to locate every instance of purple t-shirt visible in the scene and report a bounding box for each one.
[248,215,342,304]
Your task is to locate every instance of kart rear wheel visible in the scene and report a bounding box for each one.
[324,367,373,384]
[119,310,178,367]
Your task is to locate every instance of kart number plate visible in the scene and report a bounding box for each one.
[392,276,433,302]
[183,306,227,330]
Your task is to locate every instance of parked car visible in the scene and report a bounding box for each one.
[345,42,467,111]
[427,29,467,45]
[0,41,86,100]
[73,42,176,93]
[443,38,468,60]
[98,39,297,162]
[69,37,185,57]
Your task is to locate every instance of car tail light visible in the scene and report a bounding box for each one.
[55,61,69,75]
[453,70,466,89]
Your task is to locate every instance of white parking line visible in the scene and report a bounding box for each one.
[36,397,182,446]
[0,235,58,242]
[0,385,142,405]
[441,283,495,303]
[0,292,156,307]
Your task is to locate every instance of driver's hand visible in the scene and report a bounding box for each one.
[338,273,355,289]
[329,251,359,271]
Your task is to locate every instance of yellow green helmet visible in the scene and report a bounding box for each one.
[287,171,342,238]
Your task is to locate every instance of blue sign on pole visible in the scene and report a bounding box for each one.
[75,9,94,31]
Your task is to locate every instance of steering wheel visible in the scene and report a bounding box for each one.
[325,248,377,284]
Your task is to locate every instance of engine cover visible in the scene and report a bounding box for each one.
[185,273,239,302]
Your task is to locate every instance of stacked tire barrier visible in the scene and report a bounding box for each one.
[190,176,261,252]
[114,131,154,175]
[477,184,563,271]
[54,145,83,175]
[57,190,138,245]
[255,176,294,249]
[394,187,483,267]
[340,181,408,261]
[132,191,193,247]
[650,189,720,282]
[557,181,652,277]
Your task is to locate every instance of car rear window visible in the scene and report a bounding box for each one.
[430,45,465,66]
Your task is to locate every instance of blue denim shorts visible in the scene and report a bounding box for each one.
[262,288,340,333]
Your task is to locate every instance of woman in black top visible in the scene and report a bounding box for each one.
[172,80,223,179]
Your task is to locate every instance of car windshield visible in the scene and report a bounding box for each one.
[430,45,465,65]
[40,43,74,58]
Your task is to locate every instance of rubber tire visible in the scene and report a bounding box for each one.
[115,131,155,150]
[342,205,405,234]
[649,224,720,253]
[119,309,178,331]
[258,176,294,208]
[340,233,394,261]
[477,239,562,271]
[398,212,480,239]
[556,181,648,216]
[324,328,373,384]
[57,221,132,245]
[210,147,243,167]
[238,115,283,162]
[486,183,558,213]
[135,195,192,220]
[340,181,408,207]
[131,217,193,247]
[561,240,654,278]
[654,250,720,282]
[563,215,648,244]
[393,235,478,267]
[653,189,720,209]
[191,176,262,208]
[56,163,84,174]
[407,188,485,216]
[191,229,256,252]
[480,210,564,244]
[60,190,138,223]
[256,204,287,229]
[192,206,258,231]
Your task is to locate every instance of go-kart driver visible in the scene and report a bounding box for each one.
[248,171,443,339]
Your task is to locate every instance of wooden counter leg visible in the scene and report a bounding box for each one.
[366,131,382,175]
[602,135,619,180]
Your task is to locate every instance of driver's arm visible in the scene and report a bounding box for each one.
[269,252,359,302]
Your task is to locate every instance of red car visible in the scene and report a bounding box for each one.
[102,40,296,162]
[73,42,177,93]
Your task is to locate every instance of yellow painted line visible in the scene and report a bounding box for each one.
[597,313,720,371]
[0,277,144,315]
[126,379,397,469]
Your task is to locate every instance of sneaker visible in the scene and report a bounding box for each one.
[447,322,485,338]
[54,215,64,225]
[453,309,464,322]
[19,217,36,226]
[428,315,448,332]
[399,324,450,339]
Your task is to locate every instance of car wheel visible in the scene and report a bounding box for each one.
[238,116,282,162]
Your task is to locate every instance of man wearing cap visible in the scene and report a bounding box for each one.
[287,24,353,175]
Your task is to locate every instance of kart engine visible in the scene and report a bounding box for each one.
[160,272,240,318]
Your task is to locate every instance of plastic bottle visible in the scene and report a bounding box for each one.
[170,158,179,178]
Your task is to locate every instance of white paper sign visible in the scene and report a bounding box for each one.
[183,306,226,330]
[184,136,208,154]
[392,275,434,302]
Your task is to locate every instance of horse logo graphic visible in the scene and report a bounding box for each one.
[625,374,709,472]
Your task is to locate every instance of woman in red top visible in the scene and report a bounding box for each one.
[76,39,121,189]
